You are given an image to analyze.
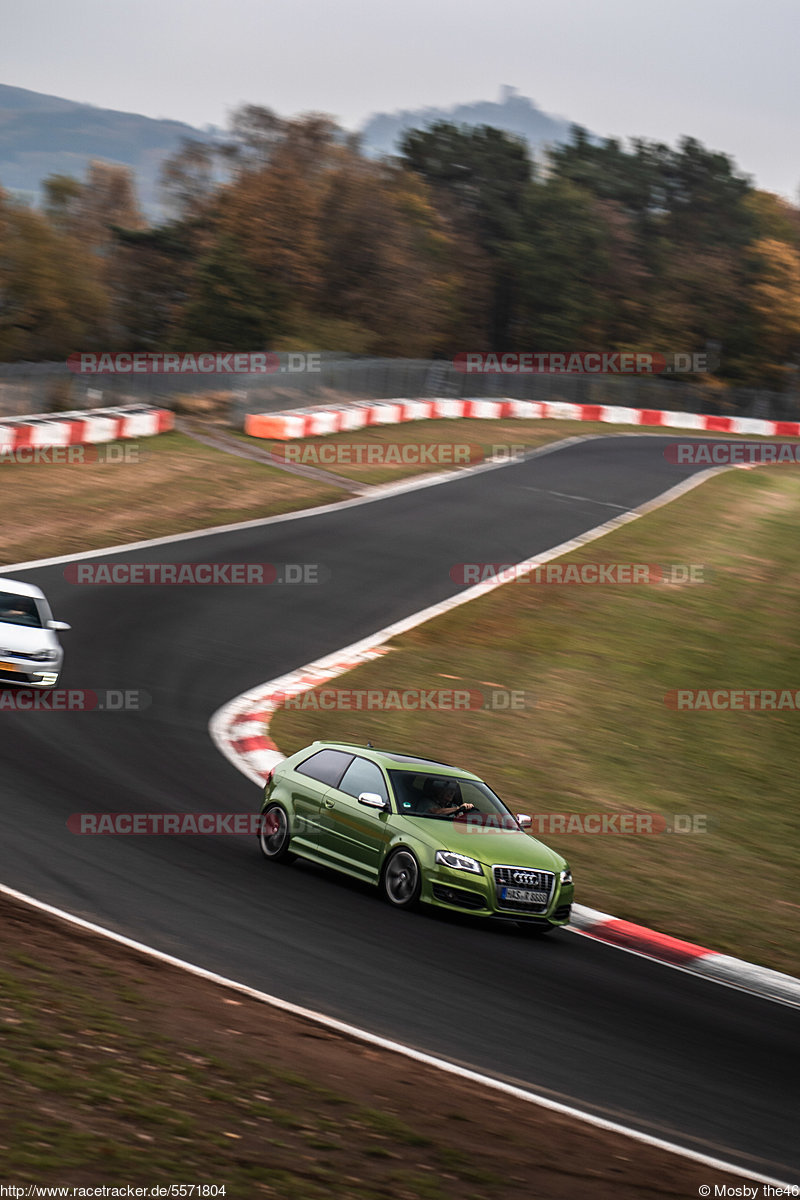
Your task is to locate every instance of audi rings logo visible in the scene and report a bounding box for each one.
[512,871,540,886]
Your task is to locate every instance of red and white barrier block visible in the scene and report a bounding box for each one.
[0,404,173,454]
[245,397,800,441]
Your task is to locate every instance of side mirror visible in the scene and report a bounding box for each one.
[516,814,532,829]
[358,792,387,810]
[47,620,71,632]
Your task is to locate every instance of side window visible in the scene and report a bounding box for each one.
[295,749,354,787]
[337,757,389,805]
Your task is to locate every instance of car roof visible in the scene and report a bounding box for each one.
[307,741,482,780]
[0,576,46,600]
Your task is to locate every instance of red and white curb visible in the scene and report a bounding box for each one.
[244,395,800,441]
[209,463,800,1010]
[569,908,800,1006]
[0,403,173,452]
[213,641,390,785]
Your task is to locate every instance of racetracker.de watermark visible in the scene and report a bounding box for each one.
[271,441,485,466]
[664,441,800,465]
[0,689,149,712]
[665,689,800,711]
[451,562,708,585]
[63,562,325,585]
[453,351,713,374]
[463,812,709,834]
[69,812,268,834]
[268,687,532,711]
[0,444,142,466]
[67,351,321,374]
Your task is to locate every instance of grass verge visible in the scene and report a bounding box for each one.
[271,466,800,975]
[0,432,346,566]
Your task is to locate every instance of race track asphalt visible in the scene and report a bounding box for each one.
[1,435,797,1179]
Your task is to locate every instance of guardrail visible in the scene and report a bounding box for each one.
[1,357,797,422]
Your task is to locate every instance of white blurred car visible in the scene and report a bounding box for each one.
[0,577,71,688]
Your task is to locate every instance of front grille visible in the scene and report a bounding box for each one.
[0,670,34,684]
[493,865,556,913]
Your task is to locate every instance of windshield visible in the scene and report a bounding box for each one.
[388,770,518,824]
[0,592,43,628]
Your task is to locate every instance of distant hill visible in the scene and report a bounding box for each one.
[0,83,213,215]
[359,86,578,160]
[0,82,584,218]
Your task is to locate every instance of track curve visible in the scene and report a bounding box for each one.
[1,435,797,1178]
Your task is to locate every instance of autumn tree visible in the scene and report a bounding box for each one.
[400,123,532,345]
[0,198,109,360]
[225,104,286,171]
[110,222,196,350]
[512,177,615,349]
[747,237,800,383]
[160,138,221,223]
[43,161,144,247]
[7,104,795,389]
[545,129,758,374]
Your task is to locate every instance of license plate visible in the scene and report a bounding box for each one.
[0,660,20,672]
[502,886,547,903]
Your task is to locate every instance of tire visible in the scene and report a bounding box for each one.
[258,803,296,863]
[380,849,422,909]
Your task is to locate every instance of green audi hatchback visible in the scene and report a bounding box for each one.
[258,741,574,932]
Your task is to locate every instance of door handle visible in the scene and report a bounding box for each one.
[322,798,336,808]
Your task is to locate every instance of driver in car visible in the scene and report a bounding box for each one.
[2,601,36,622]
[424,779,475,817]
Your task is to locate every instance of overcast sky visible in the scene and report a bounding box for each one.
[3,0,797,198]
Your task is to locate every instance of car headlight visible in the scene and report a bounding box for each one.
[560,867,573,884]
[435,850,483,875]
[28,650,58,662]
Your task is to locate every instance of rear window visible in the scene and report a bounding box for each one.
[295,748,354,787]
